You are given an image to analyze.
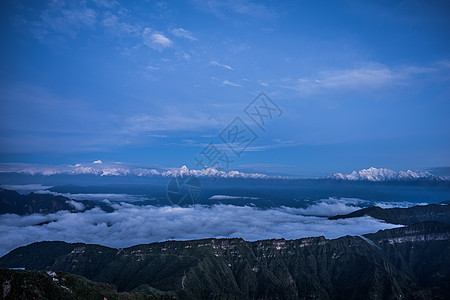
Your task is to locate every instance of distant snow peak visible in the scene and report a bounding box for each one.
[161,165,274,179]
[180,165,189,176]
[93,160,103,164]
[326,167,439,182]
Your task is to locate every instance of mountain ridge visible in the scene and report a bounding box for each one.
[0,188,113,215]
[0,163,278,179]
[2,163,448,181]
[329,202,450,225]
[1,222,449,299]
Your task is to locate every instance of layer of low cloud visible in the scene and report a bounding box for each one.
[35,190,150,203]
[0,203,402,256]
[66,200,85,211]
[101,13,142,37]
[209,195,260,200]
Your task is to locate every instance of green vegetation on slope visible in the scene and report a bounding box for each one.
[0,268,175,299]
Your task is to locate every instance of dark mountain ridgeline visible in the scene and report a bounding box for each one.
[329,203,450,225]
[0,188,113,215]
[1,222,449,299]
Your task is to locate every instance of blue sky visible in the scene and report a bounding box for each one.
[1,0,449,177]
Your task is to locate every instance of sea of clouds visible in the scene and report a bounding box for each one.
[0,200,403,256]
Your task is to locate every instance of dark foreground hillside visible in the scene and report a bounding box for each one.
[0,268,171,299]
[1,221,449,299]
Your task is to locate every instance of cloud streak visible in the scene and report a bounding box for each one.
[35,190,150,203]
[209,61,234,70]
[171,28,197,41]
[101,13,142,37]
[193,0,277,19]
[124,111,222,132]
[282,62,450,95]
[41,4,96,38]
[222,80,241,87]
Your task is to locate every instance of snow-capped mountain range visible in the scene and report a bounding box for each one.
[326,167,443,182]
[0,162,446,181]
[0,162,275,179]
[161,165,275,179]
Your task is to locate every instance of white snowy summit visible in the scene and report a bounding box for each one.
[161,165,274,179]
[326,167,440,182]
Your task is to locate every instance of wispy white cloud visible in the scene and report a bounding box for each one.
[143,28,173,51]
[34,2,97,38]
[171,137,302,152]
[286,64,396,94]
[147,134,167,138]
[124,110,222,132]
[281,62,450,95]
[230,43,250,53]
[222,80,241,87]
[193,0,277,19]
[209,61,234,70]
[152,33,173,47]
[92,0,119,8]
[101,13,141,36]
[222,39,250,53]
[35,190,150,203]
[209,195,260,200]
[146,65,159,71]
[171,28,197,41]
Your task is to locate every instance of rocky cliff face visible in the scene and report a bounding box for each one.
[1,222,449,299]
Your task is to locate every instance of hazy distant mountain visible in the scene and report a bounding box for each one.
[0,188,113,215]
[1,221,449,299]
[329,202,450,225]
[326,167,443,181]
